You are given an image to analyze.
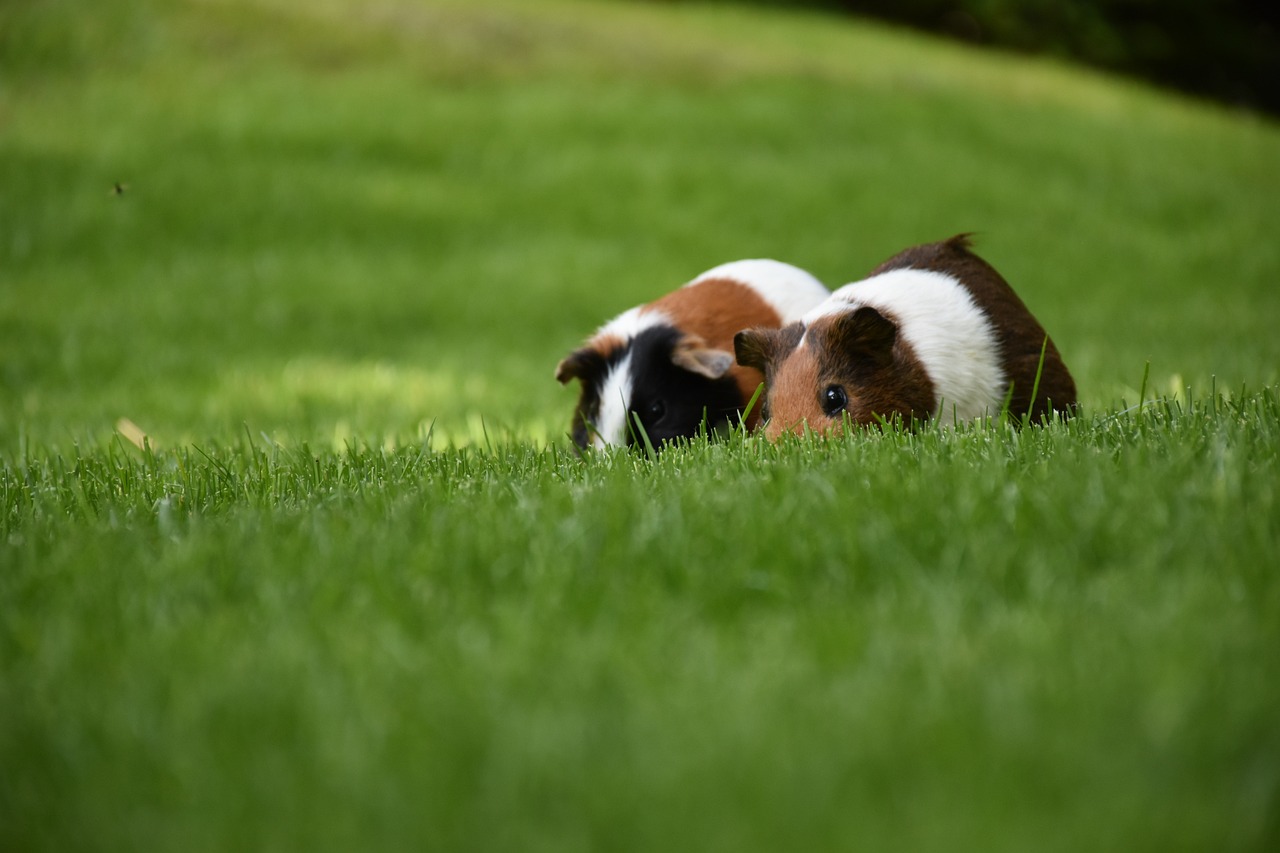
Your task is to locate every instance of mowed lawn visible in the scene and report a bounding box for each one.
[2,1,1279,851]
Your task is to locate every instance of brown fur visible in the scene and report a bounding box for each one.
[761,335,820,440]
[646,277,783,429]
[591,333,626,361]
[554,333,626,385]
[872,235,1076,420]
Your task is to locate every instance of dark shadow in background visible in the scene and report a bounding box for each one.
[678,0,1280,116]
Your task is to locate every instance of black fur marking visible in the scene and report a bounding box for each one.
[621,326,743,450]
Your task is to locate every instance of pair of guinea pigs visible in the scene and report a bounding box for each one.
[556,235,1076,451]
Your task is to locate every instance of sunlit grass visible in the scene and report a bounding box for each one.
[202,357,553,449]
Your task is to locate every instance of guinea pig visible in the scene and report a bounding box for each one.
[733,235,1076,439]
[556,260,830,450]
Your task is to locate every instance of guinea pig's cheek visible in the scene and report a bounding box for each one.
[767,354,822,440]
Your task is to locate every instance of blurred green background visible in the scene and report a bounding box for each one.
[1,0,1278,450]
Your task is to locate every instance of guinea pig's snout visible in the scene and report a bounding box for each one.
[767,418,813,441]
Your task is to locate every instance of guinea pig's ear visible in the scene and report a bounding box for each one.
[734,327,785,375]
[828,306,897,369]
[555,346,604,385]
[671,334,735,380]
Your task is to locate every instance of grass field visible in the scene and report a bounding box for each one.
[3,0,1279,850]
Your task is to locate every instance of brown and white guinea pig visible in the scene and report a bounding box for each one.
[733,235,1076,439]
[556,260,830,450]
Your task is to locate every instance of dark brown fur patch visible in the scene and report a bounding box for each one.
[765,313,936,439]
[648,278,784,429]
[872,235,1077,419]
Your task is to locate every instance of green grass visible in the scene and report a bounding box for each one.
[2,0,1279,850]
[5,398,1279,851]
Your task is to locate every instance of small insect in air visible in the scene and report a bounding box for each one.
[111,182,129,196]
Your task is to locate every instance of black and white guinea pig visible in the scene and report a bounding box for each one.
[734,235,1076,439]
[556,260,830,449]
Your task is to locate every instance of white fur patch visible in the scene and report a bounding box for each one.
[596,306,669,341]
[806,268,1006,421]
[691,259,829,322]
[592,351,635,449]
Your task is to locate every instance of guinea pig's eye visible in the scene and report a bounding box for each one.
[821,385,848,417]
[645,399,666,421]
